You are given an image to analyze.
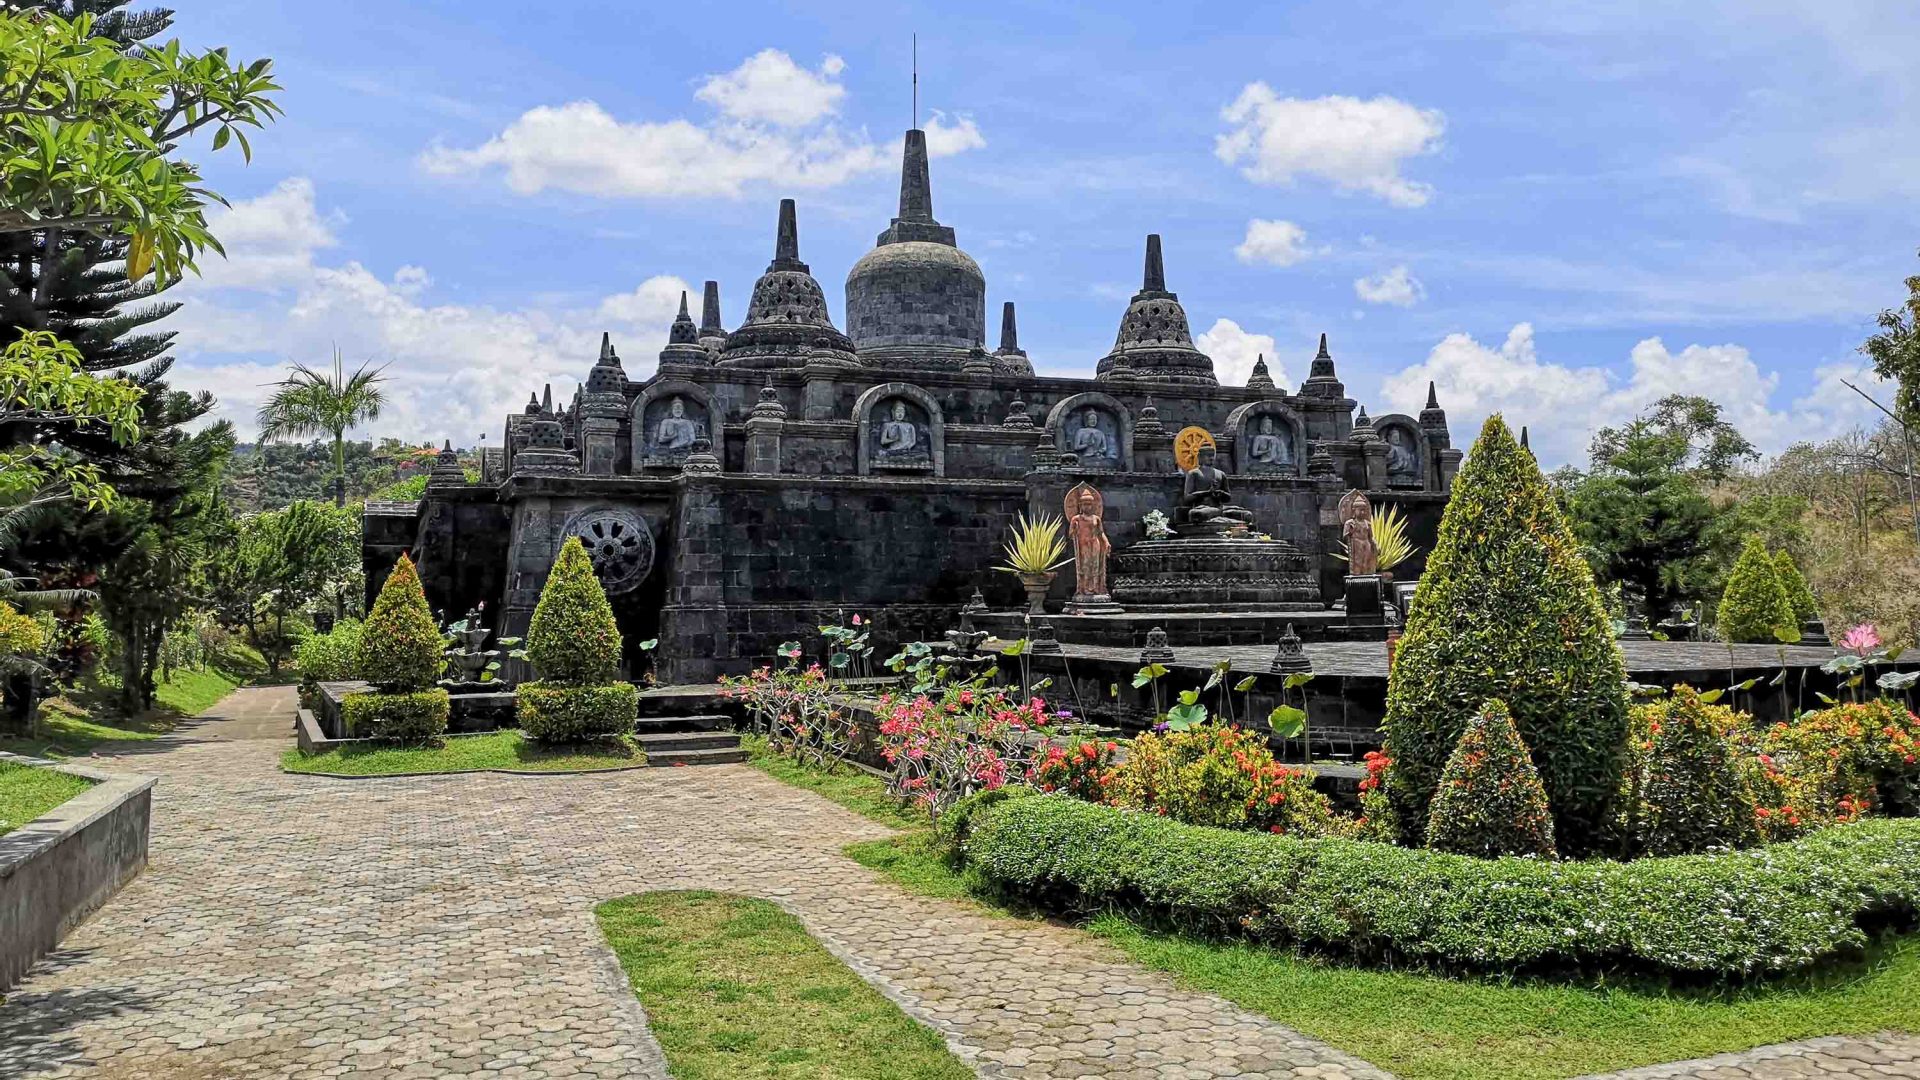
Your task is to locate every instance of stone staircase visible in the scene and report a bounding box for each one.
[633,713,746,767]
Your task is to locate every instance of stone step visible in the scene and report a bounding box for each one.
[632,730,740,753]
[645,746,749,768]
[632,713,731,734]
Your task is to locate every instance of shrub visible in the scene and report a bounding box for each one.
[1773,550,1818,624]
[1750,701,1920,837]
[526,536,622,686]
[341,688,449,741]
[1626,688,1761,856]
[295,618,363,708]
[1354,750,1398,843]
[1425,700,1557,858]
[954,790,1920,975]
[1104,723,1345,838]
[1029,738,1120,802]
[1717,537,1797,644]
[876,686,1053,818]
[358,554,443,691]
[1382,416,1629,855]
[517,682,638,741]
[0,601,47,658]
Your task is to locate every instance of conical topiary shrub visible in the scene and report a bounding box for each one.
[1627,687,1761,856]
[1773,549,1817,625]
[1717,537,1797,643]
[1383,415,1628,855]
[1424,700,1557,858]
[518,536,638,742]
[344,553,448,740]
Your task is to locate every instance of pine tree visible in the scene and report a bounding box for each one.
[1382,415,1629,855]
[1716,537,1797,644]
[1772,549,1817,625]
[1424,700,1558,858]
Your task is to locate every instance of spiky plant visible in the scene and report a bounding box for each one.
[995,512,1070,577]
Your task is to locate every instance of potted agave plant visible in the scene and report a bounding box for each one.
[1338,504,1417,585]
[996,512,1071,616]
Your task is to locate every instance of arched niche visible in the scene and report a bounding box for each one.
[1045,391,1133,471]
[632,380,724,471]
[1225,400,1307,477]
[1373,413,1429,489]
[854,381,946,476]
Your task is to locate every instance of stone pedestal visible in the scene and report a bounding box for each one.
[1344,574,1387,628]
[1064,593,1124,616]
[579,415,621,476]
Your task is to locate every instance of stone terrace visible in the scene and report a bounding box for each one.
[2,686,1913,1079]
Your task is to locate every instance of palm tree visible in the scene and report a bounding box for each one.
[256,348,388,506]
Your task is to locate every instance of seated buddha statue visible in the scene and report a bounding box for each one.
[1179,446,1255,532]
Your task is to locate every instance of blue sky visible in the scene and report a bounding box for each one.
[160,0,1920,465]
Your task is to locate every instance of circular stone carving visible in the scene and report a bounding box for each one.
[1173,426,1217,472]
[562,508,655,595]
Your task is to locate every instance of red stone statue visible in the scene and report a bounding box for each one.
[1065,482,1112,601]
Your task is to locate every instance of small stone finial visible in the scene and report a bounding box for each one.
[700,280,724,334]
[541,383,553,414]
[1031,618,1062,654]
[897,128,934,224]
[442,438,453,454]
[963,587,989,614]
[750,376,788,421]
[525,391,541,414]
[1140,626,1175,665]
[681,436,722,475]
[1303,332,1342,397]
[1520,426,1532,452]
[1142,234,1167,294]
[1135,398,1167,437]
[665,292,700,346]
[1308,439,1336,478]
[600,330,617,361]
[1031,433,1064,471]
[1354,405,1373,430]
[999,301,1019,352]
[963,346,996,376]
[772,198,804,270]
[1270,623,1312,674]
[1002,398,1034,429]
[1426,380,1439,411]
[1247,353,1276,391]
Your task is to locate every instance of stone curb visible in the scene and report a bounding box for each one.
[278,762,655,780]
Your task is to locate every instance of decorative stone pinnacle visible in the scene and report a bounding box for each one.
[1520,426,1532,452]
[600,330,617,361]
[700,280,724,334]
[1143,234,1167,293]
[1270,623,1312,673]
[999,301,1019,352]
[540,383,553,414]
[1140,626,1175,664]
[963,587,989,614]
[772,198,806,272]
[1136,399,1166,437]
[898,128,934,224]
[1317,333,1330,359]
[1247,353,1276,391]
[525,391,541,414]
[962,346,996,376]
[750,377,788,421]
[1426,380,1439,410]
[1002,398,1033,429]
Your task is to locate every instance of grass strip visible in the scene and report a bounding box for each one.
[596,890,972,1080]
[0,760,95,836]
[281,729,643,776]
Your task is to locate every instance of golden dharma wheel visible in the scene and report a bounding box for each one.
[1173,426,1216,472]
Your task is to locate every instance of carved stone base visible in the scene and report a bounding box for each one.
[1112,535,1320,609]
[1064,593,1125,615]
[1344,574,1387,628]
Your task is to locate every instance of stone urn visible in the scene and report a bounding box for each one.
[1017,571,1055,616]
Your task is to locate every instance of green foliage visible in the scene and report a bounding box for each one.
[0,759,94,835]
[1103,724,1345,837]
[1424,701,1557,858]
[356,553,441,692]
[255,349,388,504]
[1383,415,1629,855]
[294,617,361,708]
[995,511,1069,576]
[1773,549,1818,623]
[1864,254,1920,419]
[217,499,359,674]
[284,728,640,775]
[339,687,448,742]
[525,536,622,686]
[516,681,637,742]
[1749,701,1920,836]
[1716,536,1797,643]
[1626,688,1761,856]
[957,790,1920,975]
[0,330,145,507]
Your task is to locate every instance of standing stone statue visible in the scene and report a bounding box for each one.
[1340,489,1377,577]
[1063,482,1123,614]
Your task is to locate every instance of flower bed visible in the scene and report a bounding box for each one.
[950,789,1920,976]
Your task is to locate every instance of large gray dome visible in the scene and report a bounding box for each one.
[843,130,987,368]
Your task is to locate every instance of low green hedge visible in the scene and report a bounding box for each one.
[953,790,1920,975]
[518,681,638,742]
[341,688,450,741]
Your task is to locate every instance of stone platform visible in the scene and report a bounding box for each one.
[975,607,1349,648]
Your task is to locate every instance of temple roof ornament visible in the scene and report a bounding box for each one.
[1096,234,1217,386]
[658,293,711,369]
[993,301,1033,375]
[845,129,986,367]
[1300,333,1345,399]
[585,332,628,393]
[720,199,858,370]
[1246,353,1276,391]
[1420,380,1448,429]
[697,280,727,355]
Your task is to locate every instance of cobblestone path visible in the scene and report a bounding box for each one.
[1,686,1913,1079]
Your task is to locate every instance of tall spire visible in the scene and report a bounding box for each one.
[540,383,553,414]
[1301,332,1344,399]
[898,129,934,223]
[666,293,699,345]
[999,301,1018,352]
[992,299,1032,374]
[600,330,616,360]
[700,280,723,335]
[1142,234,1167,294]
[1425,380,1439,411]
[772,198,805,271]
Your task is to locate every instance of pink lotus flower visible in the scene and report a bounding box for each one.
[1841,623,1882,654]
[851,614,862,625]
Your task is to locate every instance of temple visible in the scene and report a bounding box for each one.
[365,129,1463,683]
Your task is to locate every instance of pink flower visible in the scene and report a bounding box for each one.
[852,614,863,626]
[1841,623,1882,654]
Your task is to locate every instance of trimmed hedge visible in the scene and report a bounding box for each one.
[1425,700,1557,858]
[341,688,450,741]
[518,681,638,742]
[1717,537,1796,644]
[526,536,622,686]
[1629,688,1761,856]
[1382,416,1629,855]
[359,554,443,691]
[953,790,1920,975]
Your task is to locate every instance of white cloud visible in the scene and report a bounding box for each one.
[422,50,983,200]
[170,180,695,444]
[1354,265,1424,306]
[1196,317,1286,388]
[1380,322,1893,466]
[1234,219,1314,267]
[694,49,847,127]
[923,110,986,157]
[1216,84,1444,207]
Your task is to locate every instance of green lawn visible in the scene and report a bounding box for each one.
[0,662,245,759]
[281,729,645,776]
[751,749,1920,1080]
[0,760,95,835]
[741,734,927,828]
[596,890,972,1080]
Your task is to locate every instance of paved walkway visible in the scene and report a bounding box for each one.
[1,686,1912,1080]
